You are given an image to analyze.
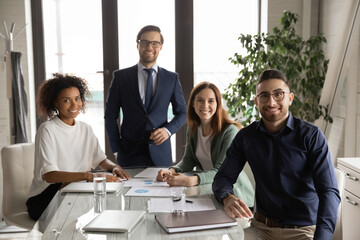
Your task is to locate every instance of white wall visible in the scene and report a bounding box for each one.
[318,0,360,161]
[267,0,360,162]
[318,0,348,161]
[0,0,34,220]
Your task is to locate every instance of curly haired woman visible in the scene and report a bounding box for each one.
[26,73,130,220]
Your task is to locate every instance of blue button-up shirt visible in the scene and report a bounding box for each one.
[213,114,340,240]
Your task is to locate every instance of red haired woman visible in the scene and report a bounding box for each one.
[156,81,254,208]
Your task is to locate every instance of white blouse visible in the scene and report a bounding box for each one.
[195,126,214,171]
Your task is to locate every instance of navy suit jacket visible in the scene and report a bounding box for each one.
[104,65,187,167]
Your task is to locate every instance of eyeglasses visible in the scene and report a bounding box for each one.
[137,40,162,48]
[256,90,289,103]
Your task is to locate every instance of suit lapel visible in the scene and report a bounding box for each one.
[128,65,146,110]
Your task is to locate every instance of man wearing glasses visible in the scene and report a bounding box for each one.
[213,69,340,239]
[105,25,186,167]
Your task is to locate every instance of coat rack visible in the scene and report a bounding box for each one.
[1,20,28,144]
[1,20,28,98]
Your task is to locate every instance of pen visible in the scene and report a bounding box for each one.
[163,171,172,178]
[172,198,193,203]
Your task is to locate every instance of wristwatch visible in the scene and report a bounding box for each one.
[220,192,233,202]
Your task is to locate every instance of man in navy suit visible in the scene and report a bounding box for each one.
[105,25,187,167]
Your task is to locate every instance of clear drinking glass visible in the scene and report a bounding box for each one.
[170,187,186,213]
[94,194,106,213]
[93,172,106,195]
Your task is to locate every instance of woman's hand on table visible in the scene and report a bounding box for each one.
[112,165,131,180]
[166,173,199,187]
[156,168,176,182]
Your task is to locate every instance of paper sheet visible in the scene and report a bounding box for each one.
[133,167,165,178]
[123,178,169,187]
[147,197,216,213]
[125,186,173,197]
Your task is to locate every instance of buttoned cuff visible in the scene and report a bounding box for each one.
[163,127,171,137]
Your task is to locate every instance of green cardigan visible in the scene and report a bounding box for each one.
[172,124,255,207]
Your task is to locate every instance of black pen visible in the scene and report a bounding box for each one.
[172,198,193,203]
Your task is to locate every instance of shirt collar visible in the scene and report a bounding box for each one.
[256,113,294,135]
[138,62,158,73]
[53,115,78,129]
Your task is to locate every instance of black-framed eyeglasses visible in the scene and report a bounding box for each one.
[137,40,162,48]
[256,90,289,103]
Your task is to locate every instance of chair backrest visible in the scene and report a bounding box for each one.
[333,167,345,240]
[1,143,36,229]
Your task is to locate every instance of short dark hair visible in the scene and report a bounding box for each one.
[136,25,164,44]
[257,69,290,88]
[37,73,91,119]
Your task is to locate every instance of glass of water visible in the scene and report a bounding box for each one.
[94,194,106,213]
[171,187,186,213]
[93,172,106,195]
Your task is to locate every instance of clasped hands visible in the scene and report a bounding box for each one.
[150,128,170,145]
[156,169,187,186]
[156,169,199,187]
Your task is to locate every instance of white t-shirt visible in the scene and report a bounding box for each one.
[28,116,106,197]
[195,126,214,171]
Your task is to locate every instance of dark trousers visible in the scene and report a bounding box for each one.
[119,143,155,167]
[26,183,62,221]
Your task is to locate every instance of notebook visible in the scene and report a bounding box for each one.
[155,209,237,233]
[83,210,146,232]
[60,182,122,193]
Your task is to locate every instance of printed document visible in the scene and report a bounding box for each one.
[125,186,173,197]
[123,178,169,187]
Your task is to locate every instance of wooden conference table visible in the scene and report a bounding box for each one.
[27,168,245,240]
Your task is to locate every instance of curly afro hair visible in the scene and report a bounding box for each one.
[37,73,91,120]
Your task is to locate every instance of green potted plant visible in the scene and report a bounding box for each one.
[224,10,332,126]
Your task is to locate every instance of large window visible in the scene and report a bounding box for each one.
[41,0,258,158]
[42,0,104,149]
[118,0,175,70]
[194,0,259,93]
[118,0,176,160]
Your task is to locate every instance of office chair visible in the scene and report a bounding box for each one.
[1,143,36,230]
[333,167,345,240]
